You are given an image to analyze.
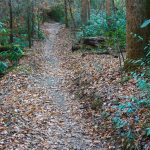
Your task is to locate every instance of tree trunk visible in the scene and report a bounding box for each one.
[87,0,91,20]
[68,0,76,28]
[106,0,114,27]
[100,0,105,11]
[27,2,32,48]
[9,0,13,43]
[126,0,150,60]
[81,0,90,24]
[64,0,69,27]
[31,0,35,39]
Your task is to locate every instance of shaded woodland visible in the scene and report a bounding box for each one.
[0,0,150,149]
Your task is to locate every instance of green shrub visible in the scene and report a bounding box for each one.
[0,21,9,45]
[76,10,126,48]
[0,51,9,60]
[0,45,24,64]
[48,4,65,22]
[14,35,29,48]
[77,11,107,38]
[111,70,150,148]
[111,34,150,148]
[9,45,24,63]
[0,61,8,74]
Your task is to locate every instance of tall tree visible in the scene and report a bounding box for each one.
[68,0,76,28]
[106,0,115,27]
[27,0,32,48]
[81,0,90,24]
[64,0,69,27]
[126,0,150,60]
[9,0,13,43]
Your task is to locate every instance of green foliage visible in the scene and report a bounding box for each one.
[14,34,29,48]
[129,35,150,66]
[9,45,24,63]
[77,10,126,48]
[111,53,150,148]
[105,10,126,48]
[77,11,107,38]
[0,61,8,74]
[0,21,9,45]
[141,19,150,28]
[37,29,45,40]
[49,4,65,22]
[0,45,24,64]
[110,20,150,147]
[112,83,149,147]
[146,128,150,136]
[0,51,9,60]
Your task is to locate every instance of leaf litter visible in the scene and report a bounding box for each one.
[0,22,149,150]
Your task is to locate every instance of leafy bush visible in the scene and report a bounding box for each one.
[141,19,150,28]
[14,35,29,48]
[0,61,8,74]
[111,70,150,148]
[0,21,9,45]
[48,4,65,22]
[9,45,24,63]
[0,45,24,64]
[110,21,150,148]
[77,11,107,38]
[77,10,126,48]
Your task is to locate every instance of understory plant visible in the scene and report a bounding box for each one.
[111,20,150,149]
[48,4,65,23]
[77,11,107,39]
[0,61,8,74]
[112,71,150,148]
[0,21,9,45]
[76,10,126,49]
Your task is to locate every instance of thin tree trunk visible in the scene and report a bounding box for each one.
[81,0,88,24]
[31,0,35,39]
[37,8,41,39]
[64,0,69,27]
[68,0,76,28]
[87,0,91,20]
[9,0,13,43]
[27,3,32,48]
[106,0,112,27]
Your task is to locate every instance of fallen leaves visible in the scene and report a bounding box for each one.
[0,23,103,150]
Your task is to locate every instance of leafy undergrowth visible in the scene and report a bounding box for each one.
[62,49,150,149]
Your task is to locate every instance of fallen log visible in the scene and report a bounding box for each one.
[81,51,119,58]
[82,36,105,47]
[72,36,105,52]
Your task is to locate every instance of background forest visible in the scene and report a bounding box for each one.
[0,0,150,149]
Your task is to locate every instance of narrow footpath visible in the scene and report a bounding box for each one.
[0,23,102,150]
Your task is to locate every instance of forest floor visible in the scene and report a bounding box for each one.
[0,22,149,150]
[0,22,103,150]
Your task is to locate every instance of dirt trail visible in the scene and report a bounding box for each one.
[0,23,102,150]
[38,23,102,150]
